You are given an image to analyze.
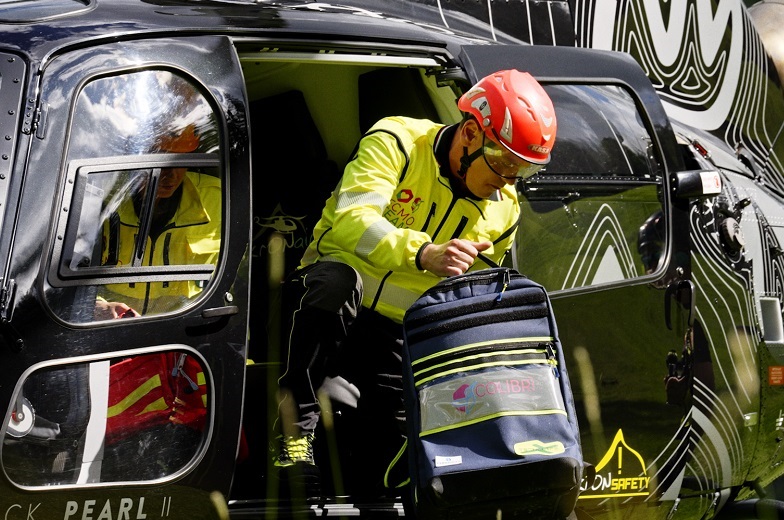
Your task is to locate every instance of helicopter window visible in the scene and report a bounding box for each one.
[67,70,220,160]
[48,69,223,323]
[514,83,665,291]
[3,349,209,487]
[541,84,661,178]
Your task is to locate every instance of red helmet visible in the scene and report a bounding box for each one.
[458,69,556,165]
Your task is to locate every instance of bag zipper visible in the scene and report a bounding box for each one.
[414,340,558,387]
[419,267,522,299]
[497,268,510,301]
[413,339,553,368]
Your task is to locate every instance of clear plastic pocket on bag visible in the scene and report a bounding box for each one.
[418,364,565,436]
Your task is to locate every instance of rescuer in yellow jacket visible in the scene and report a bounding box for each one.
[94,125,221,319]
[273,70,558,497]
[300,115,522,323]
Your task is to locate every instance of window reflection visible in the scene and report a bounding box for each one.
[88,164,221,318]
[638,209,665,275]
[542,84,661,178]
[53,162,222,319]
[3,351,208,486]
[515,84,665,290]
[68,70,218,160]
[48,69,223,322]
[69,169,148,270]
[94,163,222,316]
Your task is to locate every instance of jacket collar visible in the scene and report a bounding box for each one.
[433,123,502,202]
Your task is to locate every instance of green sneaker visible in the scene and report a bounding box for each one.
[274,433,316,467]
[273,433,321,499]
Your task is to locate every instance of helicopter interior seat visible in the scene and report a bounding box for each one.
[248,88,341,363]
[235,89,351,497]
[246,84,361,439]
[358,67,442,133]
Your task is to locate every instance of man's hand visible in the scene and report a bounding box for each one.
[94,300,139,321]
[419,240,492,277]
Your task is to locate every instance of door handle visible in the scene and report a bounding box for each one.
[201,305,239,319]
[665,280,695,330]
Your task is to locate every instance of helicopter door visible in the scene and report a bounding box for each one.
[457,44,759,515]
[0,36,249,517]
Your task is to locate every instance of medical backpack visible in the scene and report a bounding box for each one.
[401,267,583,519]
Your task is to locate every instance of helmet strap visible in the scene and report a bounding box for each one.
[458,146,483,178]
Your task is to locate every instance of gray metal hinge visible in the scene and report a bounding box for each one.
[0,279,23,352]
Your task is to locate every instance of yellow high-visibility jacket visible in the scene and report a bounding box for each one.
[301,117,520,323]
[100,171,221,315]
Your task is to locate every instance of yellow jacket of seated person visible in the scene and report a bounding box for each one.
[99,171,221,315]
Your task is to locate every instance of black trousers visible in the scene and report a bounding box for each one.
[277,261,407,493]
[278,261,405,433]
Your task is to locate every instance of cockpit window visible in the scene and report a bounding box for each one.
[48,70,223,323]
[514,83,666,291]
[542,84,661,178]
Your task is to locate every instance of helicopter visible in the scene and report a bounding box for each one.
[0,0,781,519]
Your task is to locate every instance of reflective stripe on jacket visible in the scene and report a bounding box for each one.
[105,352,207,445]
[100,171,221,315]
[301,117,520,323]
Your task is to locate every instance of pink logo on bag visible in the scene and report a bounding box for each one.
[452,378,538,415]
[452,383,478,414]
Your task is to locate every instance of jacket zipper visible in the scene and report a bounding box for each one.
[421,202,437,233]
[430,195,457,240]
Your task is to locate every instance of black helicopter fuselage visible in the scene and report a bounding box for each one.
[0,1,780,519]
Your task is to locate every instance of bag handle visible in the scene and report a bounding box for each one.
[384,439,411,490]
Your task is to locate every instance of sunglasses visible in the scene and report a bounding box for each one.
[482,134,545,180]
